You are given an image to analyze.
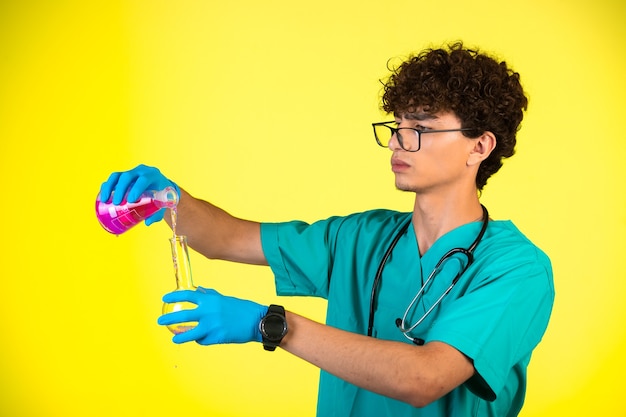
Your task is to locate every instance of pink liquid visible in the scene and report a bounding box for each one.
[96,194,162,235]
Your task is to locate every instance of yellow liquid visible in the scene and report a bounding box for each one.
[162,300,197,334]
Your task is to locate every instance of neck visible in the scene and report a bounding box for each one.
[411,193,484,255]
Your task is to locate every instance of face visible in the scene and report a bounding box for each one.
[389,110,478,194]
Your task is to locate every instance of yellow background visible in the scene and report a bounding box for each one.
[1,0,624,416]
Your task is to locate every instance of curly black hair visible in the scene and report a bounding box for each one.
[381,41,528,190]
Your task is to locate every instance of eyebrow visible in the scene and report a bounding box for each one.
[394,112,438,121]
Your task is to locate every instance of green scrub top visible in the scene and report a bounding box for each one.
[261,209,554,417]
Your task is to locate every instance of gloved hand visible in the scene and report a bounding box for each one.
[158,287,268,345]
[99,164,180,226]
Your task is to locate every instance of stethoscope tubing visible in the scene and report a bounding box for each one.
[367,219,411,337]
[367,205,489,340]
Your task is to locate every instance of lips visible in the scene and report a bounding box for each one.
[391,157,410,172]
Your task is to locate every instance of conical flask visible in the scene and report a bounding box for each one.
[162,235,198,334]
[96,186,178,235]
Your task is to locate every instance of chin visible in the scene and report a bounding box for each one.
[395,181,416,193]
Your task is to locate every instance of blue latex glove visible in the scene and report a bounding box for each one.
[158,287,268,345]
[99,164,180,226]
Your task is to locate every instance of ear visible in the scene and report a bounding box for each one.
[467,131,496,167]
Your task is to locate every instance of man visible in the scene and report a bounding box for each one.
[100,42,554,416]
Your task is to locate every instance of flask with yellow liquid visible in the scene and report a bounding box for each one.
[162,235,198,334]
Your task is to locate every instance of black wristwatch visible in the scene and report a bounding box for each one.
[259,304,288,351]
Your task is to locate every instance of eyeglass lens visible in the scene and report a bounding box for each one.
[374,125,420,151]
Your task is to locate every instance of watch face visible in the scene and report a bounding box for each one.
[262,313,287,341]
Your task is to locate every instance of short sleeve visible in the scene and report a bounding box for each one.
[260,218,342,298]
[260,210,411,300]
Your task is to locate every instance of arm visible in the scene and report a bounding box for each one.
[164,188,267,265]
[281,311,475,408]
[158,289,474,408]
[99,164,266,265]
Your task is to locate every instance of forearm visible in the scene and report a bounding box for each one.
[280,311,474,408]
[164,188,267,265]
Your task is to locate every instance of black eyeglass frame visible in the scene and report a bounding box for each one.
[372,121,475,152]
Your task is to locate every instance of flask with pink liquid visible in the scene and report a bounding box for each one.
[95,186,178,235]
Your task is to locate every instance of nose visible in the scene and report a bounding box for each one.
[387,130,402,151]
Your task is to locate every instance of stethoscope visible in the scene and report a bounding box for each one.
[367,205,489,345]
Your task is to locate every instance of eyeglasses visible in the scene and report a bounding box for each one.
[372,121,474,152]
